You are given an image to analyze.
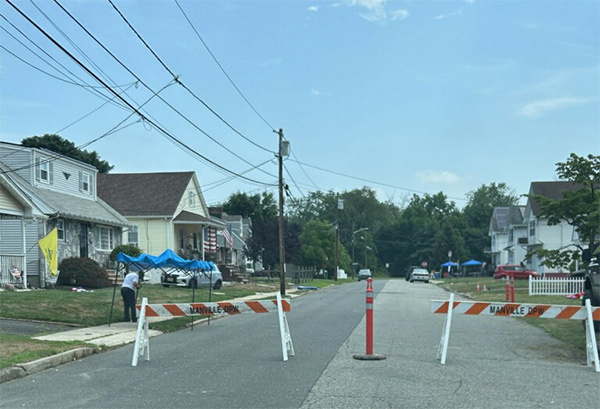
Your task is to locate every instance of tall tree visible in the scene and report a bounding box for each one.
[300,220,351,274]
[528,153,600,268]
[21,134,113,173]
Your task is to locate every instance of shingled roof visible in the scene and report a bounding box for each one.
[528,181,582,215]
[97,172,195,216]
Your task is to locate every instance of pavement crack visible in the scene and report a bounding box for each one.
[454,378,463,394]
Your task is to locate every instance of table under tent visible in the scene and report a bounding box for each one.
[109,249,216,326]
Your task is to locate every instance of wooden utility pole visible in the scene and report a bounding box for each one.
[278,129,286,295]
[334,194,339,281]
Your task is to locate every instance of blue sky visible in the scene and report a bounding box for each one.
[1,0,598,207]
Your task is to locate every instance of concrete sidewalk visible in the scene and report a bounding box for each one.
[0,289,301,383]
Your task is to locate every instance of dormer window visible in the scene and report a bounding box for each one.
[40,161,49,182]
[80,172,90,193]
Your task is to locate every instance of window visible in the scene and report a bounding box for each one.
[127,225,138,246]
[529,220,536,236]
[56,220,65,240]
[508,228,514,243]
[188,191,195,207]
[40,161,49,183]
[81,172,90,193]
[99,227,114,250]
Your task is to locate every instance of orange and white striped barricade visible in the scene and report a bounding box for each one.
[431,296,600,372]
[132,296,293,366]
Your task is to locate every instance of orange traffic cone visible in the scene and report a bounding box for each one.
[476,283,481,291]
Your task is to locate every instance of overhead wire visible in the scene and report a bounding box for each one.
[4,0,275,187]
[53,0,277,181]
[108,0,275,155]
[287,158,467,201]
[0,14,129,108]
[173,0,275,133]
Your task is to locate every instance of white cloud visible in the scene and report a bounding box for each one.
[307,6,320,12]
[435,9,463,20]
[311,89,323,96]
[390,9,410,21]
[343,0,409,24]
[518,97,591,117]
[416,170,461,184]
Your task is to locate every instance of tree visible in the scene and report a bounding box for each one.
[300,220,351,274]
[527,154,600,269]
[21,134,113,173]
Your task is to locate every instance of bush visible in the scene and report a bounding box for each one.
[109,244,143,262]
[57,257,112,288]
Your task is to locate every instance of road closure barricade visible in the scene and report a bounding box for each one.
[431,293,600,372]
[132,293,294,366]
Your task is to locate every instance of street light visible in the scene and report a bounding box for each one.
[352,227,368,277]
[365,246,372,269]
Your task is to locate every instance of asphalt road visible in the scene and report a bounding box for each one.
[1,280,599,409]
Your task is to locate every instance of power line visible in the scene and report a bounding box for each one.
[107,0,274,155]
[53,0,277,180]
[173,0,275,133]
[5,0,275,187]
[287,158,467,201]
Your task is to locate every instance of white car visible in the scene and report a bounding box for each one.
[410,268,430,283]
[357,269,372,281]
[161,266,223,290]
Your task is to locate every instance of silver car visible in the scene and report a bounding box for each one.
[410,268,430,283]
[357,269,372,281]
[161,267,223,290]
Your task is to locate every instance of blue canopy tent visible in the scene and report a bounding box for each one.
[109,249,216,325]
[441,261,458,267]
[461,259,483,266]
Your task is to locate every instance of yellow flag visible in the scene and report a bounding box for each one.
[39,228,58,277]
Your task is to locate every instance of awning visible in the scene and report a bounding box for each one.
[117,249,215,272]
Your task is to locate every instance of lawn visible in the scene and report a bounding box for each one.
[438,276,589,356]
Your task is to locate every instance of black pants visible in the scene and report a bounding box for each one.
[121,287,137,322]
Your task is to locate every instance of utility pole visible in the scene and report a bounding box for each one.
[334,194,339,281]
[278,129,286,296]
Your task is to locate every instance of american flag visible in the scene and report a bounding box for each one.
[220,226,233,249]
[204,227,217,253]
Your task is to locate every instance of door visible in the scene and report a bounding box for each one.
[79,223,88,258]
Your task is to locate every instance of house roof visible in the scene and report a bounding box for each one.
[489,207,509,233]
[97,172,195,216]
[1,163,128,227]
[174,210,226,228]
[528,181,582,216]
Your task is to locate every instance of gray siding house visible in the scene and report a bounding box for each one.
[0,142,130,287]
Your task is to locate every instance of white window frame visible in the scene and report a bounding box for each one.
[81,172,91,193]
[529,220,536,237]
[56,220,65,241]
[127,225,139,246]
[98,227,114,251]
[39,161,49,183]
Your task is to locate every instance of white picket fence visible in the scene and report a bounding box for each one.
[528,276,585,296]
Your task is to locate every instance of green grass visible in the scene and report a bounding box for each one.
[0,283,265,326]
[437,276,589,356]
[0,333,96,369]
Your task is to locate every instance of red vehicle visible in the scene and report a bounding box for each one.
[494,264,540,280]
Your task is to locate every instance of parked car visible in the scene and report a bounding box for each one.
[409,268,430,283]
[493,264,540,280]
[357,269,372,281]
[581,262,599,332]
[161,267,223,289]
[405,266,419,281]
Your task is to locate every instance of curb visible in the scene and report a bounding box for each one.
[0,347,98,384]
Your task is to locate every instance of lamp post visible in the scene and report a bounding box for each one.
[352,227,368,278]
